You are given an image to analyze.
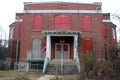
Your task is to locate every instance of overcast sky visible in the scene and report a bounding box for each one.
[0,0,120,40]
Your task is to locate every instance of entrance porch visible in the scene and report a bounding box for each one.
[42,30,81,74]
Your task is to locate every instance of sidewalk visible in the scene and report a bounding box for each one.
[37,75,55,80]
[37,75,79,80]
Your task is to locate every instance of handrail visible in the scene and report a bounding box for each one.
[27,50,45,60]
[43,55,49,74]
[76,56,81,72]
[61,53,64,73]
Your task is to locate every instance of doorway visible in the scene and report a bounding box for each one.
[55,43,70,59]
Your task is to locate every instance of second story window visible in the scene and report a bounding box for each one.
[33,15,42,30]
[103,24,107,37]
[83,15,92,30]
[19,24,22,36]
[55,15,71,30]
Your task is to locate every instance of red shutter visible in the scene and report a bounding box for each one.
[83,39,93,53]
[34,15,42,30]
[103,24,107,37]
[83,16,91,30]
[55,15,70,30]
[19,24,22,36]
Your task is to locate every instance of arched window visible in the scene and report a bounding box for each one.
[55,15,71,30]
[32,39,41,54]
[33,15,42,30]
[83,15,91,30]
[83,38,93,53]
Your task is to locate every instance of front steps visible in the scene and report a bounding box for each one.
[45,59,79,75]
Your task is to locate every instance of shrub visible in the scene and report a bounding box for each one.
[80,54,97,72]
[93,61,119,80]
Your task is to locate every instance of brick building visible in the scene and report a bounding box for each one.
[7,1,117,73]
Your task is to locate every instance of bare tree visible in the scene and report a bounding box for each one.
[111,9,120,33]
[0,32,8,60]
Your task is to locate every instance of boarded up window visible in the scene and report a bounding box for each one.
[83,39,93,53]
[83,15,91,30]
[103,24,107,37]
[19,24,22,36]
[33,39,41,51]
[55,15,70,30]
[34,15,42,30]
[32,39,41,58]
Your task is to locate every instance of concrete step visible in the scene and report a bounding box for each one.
[48,59,76,65]
[45,59,79,75]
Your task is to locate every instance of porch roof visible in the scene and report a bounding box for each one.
[42,30,82,36]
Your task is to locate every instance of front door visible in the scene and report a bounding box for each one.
[55,43,70,59]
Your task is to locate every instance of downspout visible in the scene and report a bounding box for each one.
[15,40,19,62]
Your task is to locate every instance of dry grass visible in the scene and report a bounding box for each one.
[0,70,42,79]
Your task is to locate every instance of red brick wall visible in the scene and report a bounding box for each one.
[9,2,117,61]
[25,3,101,10]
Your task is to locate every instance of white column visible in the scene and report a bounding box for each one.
[46,35,51,60]
[74,35,78,60]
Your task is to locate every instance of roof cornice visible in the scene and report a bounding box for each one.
[20,10,102,14]
[24,1,102,5]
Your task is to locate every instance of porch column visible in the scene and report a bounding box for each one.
[46,34,51,60]
[74,35,78,60]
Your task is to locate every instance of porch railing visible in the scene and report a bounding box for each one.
[76,56,81,72]
[14,62,27,71]
[27,50,45,60]
[43,54,49,74]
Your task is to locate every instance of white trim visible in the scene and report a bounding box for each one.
[112,27,116,39]
[23,10,102,14]
[102,19,111,23]
[46,35,51,60]
[24,1,102,5]
[42,30,82,35]
[73,35,78,60]
[15,19,23,22]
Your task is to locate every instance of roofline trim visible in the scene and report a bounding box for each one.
[21,10,102,14]
[42,30,82,36]
[24,1,102,5]
[15,19,23,23]
[102,19,111,23]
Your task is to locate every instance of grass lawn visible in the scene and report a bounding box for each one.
[0,70,43,79]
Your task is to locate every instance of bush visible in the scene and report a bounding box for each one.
[93,61,119,80]
[80,54,97,72]
[112,57,120,76]
[0,60,6,70]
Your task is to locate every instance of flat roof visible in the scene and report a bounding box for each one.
[24,1,102,5]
